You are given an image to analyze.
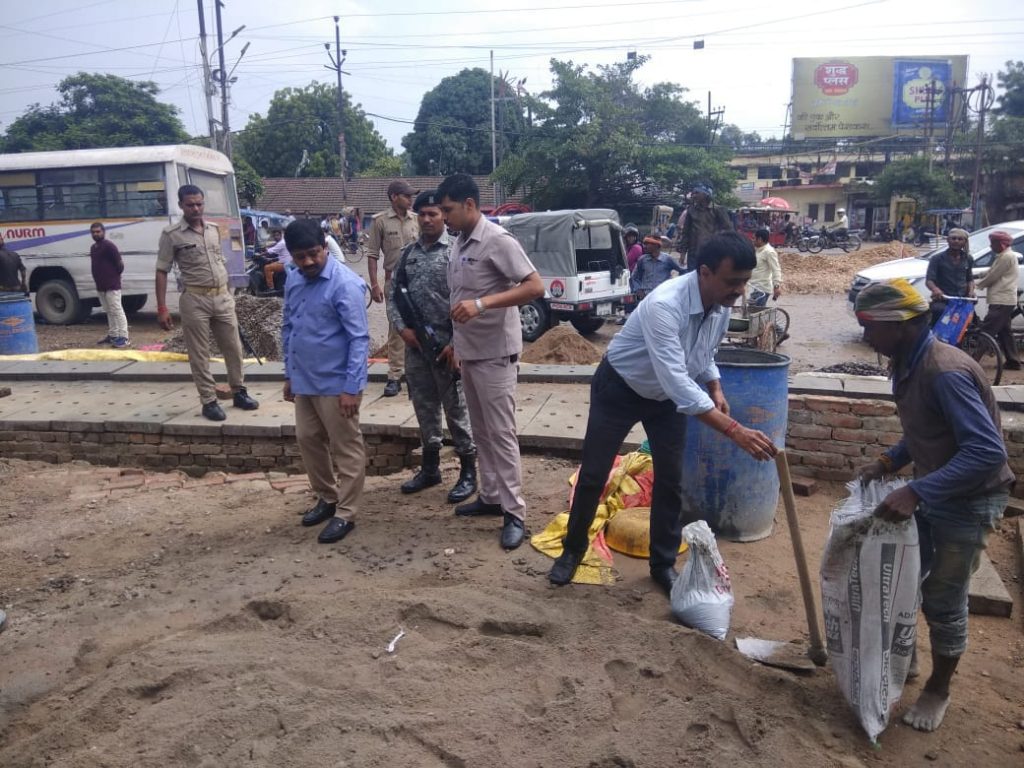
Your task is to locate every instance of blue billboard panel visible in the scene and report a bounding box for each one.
[892,60,953,127]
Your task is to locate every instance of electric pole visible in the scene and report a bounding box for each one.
[197,0,218,150]
[324,16,349,200]
[924,79,937,174]
[970,75,995,227]
[214,1,230,158]
[706,92,725,147]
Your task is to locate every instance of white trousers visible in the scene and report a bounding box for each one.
[98,290,129,340]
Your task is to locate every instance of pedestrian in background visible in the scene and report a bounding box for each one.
[748,228,783,307]
[155,184,259,420]
[676,183,734,272]
[975,230,1022,370]
[89,222,129,348]
[366,180,420,397]
[0,233,28,293]
[630,236,685,301]
[438,173,545,550]
[282,219,369,544]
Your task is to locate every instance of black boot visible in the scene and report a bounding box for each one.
[446,454,477,504]
[401,447,442,494]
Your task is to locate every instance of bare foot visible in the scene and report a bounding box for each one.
[902,690,950,732]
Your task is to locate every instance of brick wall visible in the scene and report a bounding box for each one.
[0,425,418,477]
[788,394,1024,495]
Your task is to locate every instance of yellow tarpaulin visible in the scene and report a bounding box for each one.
[530,451,689,585]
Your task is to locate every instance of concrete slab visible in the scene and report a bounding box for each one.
[518,387,590,449]
[622,423,647,451]
[790,374,843,394]
[241,361,286,382]
[361,380,417,435]
[842,378,893,398]
[968,550,1013,618]
[0,360,133,381]
[104,383,207,431]
[519,364,597,384]
[110,360,228,382]
[0,381,121,429]
[366,362,390,382]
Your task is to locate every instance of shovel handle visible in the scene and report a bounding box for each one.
[775,450,829,666]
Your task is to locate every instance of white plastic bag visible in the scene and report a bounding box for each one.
[670,520,734,640]
[820,479,920,742]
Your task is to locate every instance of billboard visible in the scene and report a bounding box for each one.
[791,56,968,139]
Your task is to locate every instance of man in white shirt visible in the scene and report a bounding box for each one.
[748,228,783,306]
[828,207,849,238]
[548,231,778,594]
[976,230,1021,370]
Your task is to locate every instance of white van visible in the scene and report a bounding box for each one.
[847,222,1024,318]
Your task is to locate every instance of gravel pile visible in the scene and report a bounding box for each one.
[162,294,285,361]
[816,361,889,376]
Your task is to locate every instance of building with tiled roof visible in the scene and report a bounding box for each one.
[255,175,520,217]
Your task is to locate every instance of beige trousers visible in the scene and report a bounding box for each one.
[294,395,365,520]
[383,275,405,381]
[180,291,245,404]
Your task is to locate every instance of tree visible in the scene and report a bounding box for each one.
[494,56,735,213]
[995,60,1024,118]
[235,82,392,179]
[357,154,403,178]
[233,156,264,206]
[1,72,188,152]
[402,68,527,175]
[717,124,764,150]
[873,157,966,209]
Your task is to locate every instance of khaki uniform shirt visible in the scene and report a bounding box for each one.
[448,216,537,361]
[156,219,228,288]
[365,207,419,273]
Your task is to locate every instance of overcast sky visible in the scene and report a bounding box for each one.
[1,0,1021,156]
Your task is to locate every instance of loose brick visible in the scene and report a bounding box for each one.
[788,424,831,440]
[813,412,863,429]
[224,472,266,483]
[791,477,817,496]
[105,476,145,490]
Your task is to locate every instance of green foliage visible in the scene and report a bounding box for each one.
[717,124,764,150]
[873,158,966,209]
[357,154,403,178]
[1,72,188,152]
[402,68,526,175]
[493,57,732,211]
[235,82,392,180]
[232,156,264,206]
[995,60,1024,118]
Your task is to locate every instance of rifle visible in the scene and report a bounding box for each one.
[238,326,263,365]
[393,247,458,377]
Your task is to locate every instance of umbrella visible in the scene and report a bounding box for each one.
[759,197,796,211]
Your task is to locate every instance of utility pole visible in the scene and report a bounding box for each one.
[970,75,994,227]
[196,0,218,150]
[706,91,725,147]
[490,50,500,205]
[214,1,230,158]
[924,79,937,174]
[324,16,349,200]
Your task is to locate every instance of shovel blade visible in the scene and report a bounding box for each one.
[736,637,818,672]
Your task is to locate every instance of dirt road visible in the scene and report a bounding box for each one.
[1,458,1021,766]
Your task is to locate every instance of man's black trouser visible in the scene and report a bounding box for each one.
[562,358,694,570]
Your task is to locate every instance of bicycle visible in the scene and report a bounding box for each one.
[342,231,368,264]
[936,295,1003,386]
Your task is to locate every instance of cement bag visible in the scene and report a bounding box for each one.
[820,479,920,742]
[670,520,734,640]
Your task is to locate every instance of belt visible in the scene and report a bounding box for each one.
[184,285,228,296]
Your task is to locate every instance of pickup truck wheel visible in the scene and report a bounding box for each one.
[36,279,89,324]
[570,316,605,336]
[520,299,550,342]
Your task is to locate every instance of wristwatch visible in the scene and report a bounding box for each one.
[474,298,487,315]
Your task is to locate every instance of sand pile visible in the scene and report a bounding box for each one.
[163,295,284,361]
[521,324,604,364]
[781,243,922,295]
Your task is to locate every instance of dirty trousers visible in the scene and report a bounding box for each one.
[405,345,475,456]
[384,276,405,381]
[460,356,525,519]
[562,358,691,570]
[179,291,245,404]
[97,289,129,340]
[980,304,1021,365]
[294,395,365,520]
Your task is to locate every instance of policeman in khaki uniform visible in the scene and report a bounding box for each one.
[156,184,259,421]
[386,190,477,503]
[365,179,419,397]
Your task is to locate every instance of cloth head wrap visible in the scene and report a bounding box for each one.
[988,230,1012,247]
[854,278,929,322]
[947,227,969,240]
[643,236,662,247]
[692,184,713,196]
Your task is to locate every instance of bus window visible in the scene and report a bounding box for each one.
[0,186,38,222]
[39,168,100,221]
[187,169,237,217]
[103,163,166,217]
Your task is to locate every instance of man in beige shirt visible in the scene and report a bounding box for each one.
[976,229,1022,370]
[438,173,544,550]
[365,179,420,396]
[156,184,259,420]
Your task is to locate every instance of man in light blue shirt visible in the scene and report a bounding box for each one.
[282,220,370,544]
[549,231,778,594]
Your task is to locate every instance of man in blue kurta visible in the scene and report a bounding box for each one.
[282,219,370,544]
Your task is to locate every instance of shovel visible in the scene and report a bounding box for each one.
[736,450,828,671]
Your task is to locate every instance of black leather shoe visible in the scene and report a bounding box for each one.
[233,387,260,410]
[318,517,355,544]
[650,566,679,595]
[548,548,584,585]
[202,400,226,421]
[501,513,525,550]
[447,456,477,504]
[383,379,401,397]
[401,468,442,494]
[301,499,337,527]
[454,497,503,517]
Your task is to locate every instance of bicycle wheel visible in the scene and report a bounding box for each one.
[774,306,791,341]
[346,244,364,264]
[808,236,824,254]
[962,330,1003,386]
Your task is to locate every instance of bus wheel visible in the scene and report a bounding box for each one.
[36,279,88,325]
[122,295,147,314]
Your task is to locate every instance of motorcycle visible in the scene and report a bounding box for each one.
[808,226,862,254]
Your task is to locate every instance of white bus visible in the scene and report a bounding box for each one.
[0,144,246,324]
